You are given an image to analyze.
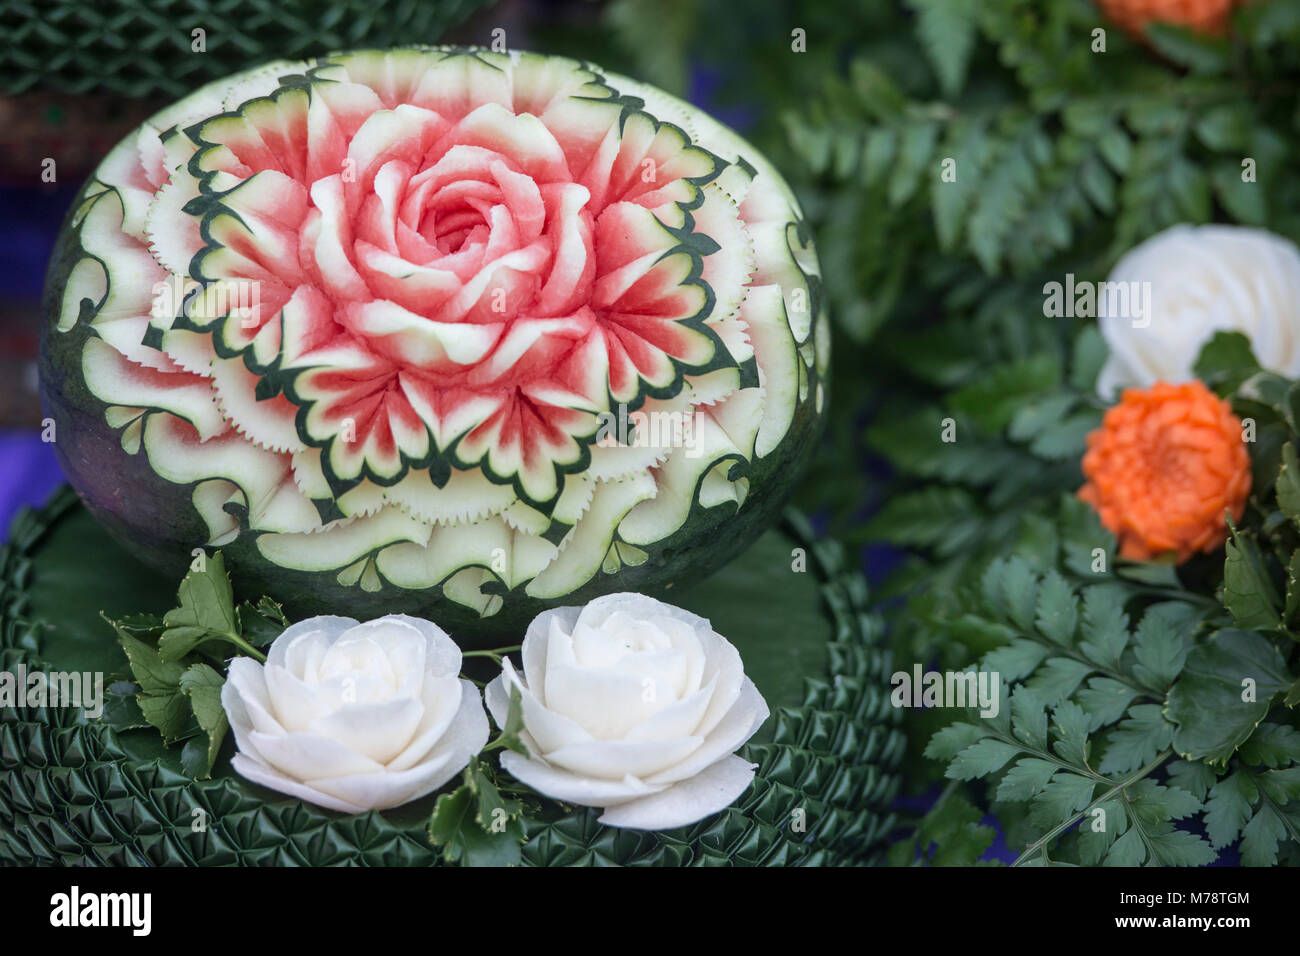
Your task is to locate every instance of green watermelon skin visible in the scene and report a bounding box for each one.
[0,491,900,866]
[38,49,829,640]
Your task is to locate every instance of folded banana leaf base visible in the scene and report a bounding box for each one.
[0,487,903,866]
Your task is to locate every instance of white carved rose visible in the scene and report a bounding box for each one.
[485,593,769,830]
[221,614,488,813]
[1097,224,1300,398]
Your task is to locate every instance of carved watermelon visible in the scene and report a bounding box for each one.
[40,47,828,638]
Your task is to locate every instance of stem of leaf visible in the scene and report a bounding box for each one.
[222,632,267,663]
[461,645,522,665]
[1010,749,1172,866]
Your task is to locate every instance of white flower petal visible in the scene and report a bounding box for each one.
[644,677,768,787]
[574,592,713,637]
[230,753,369,814]
[248,728,383,780]
[545,662,659,739]
[375,613,463,675]
[268,615,357,670]
[543,735,702,779]
[499,750,664,807]
[264,662,332,732]
[625,672,717,742]
[521,605,582,704]
[407,678,490,781]
[597,754,757,830]
[489,662,592,752]
[224,656,284,737]
[693,630,745,739]
[386,675,464,771]
[307,696,424,764]
[307,751,457,810]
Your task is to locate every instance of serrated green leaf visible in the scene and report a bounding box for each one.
[1028,410,1100,461]
[1131,601,1198,692]
[1025,657,1093,706]
[1011,688,1048,750]
[1239,723,1300,767]
[178,662,227,779]
[238,597,290,648]
[925,721,991,762]
[1075,677,1138,731]
[1277,443,1300,529]
[950,354,1060,432]
[1167,759,1219,802]
[905,0,977,95]
[948,738,1022,780]
[1099,704,1174,775]
[1223,525,1283,631]
[1167,630,1294,765]
[1204,770,1258,848]
[998,757,1059,802]
[163,551,238,637]
[1052,700,1091,766]
[1077,585,1128,667]
[1028,772,1095,829]
[1007,394,1075,443]
[1194,331,1261,394]
[1076,798,1126,864]
[1034,571,1077,644]
[982,639,1050,683]
[109,622,184,696]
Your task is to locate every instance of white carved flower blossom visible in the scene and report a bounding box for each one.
[221,613,489,813]
[484,593,769,830]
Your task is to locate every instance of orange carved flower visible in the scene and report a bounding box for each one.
[1078,380,1251,563]
[1095,0,1237,36]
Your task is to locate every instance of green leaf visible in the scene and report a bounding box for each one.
[178,663,228,779]
[1240,801,1290,866]
[428,776,522,867]
[1143,22,1229,75]
[997,757,1058,802]
[1076,798,1126,864]
[1203,770,1256,848]
[982,639,1050,683]
[1025,657,1093,706]
[1099,704,1173,775]
[1033,571,1076,644]
[925,721,990,761]
[492,684,530,757]
[1167,759,1219,802]
[1276,443,1300,529]
[157,626,211,663]
[100,687,149,731]
[1028,772,1095,829]
[1193,331,1261,394]
[1007,394,1075,444]
[1222,523,1283,631]
[1075,677,1138,731]
[1284,551,1300,630]
[237,597,290,648]
[1010,688,1048,749]
[1167,630,1294,765]
[906,0,977,95]
[163,551,238,637]
[1077,586,1128,668]
[1131,602,1198,692]
[898,791,997,866]
[947,738,1022,780]
[136,691,192,743]
[950,354,1060,432]
[1051,701,1091,767]
[108,621,185,695]
[1240,723,1300,767]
